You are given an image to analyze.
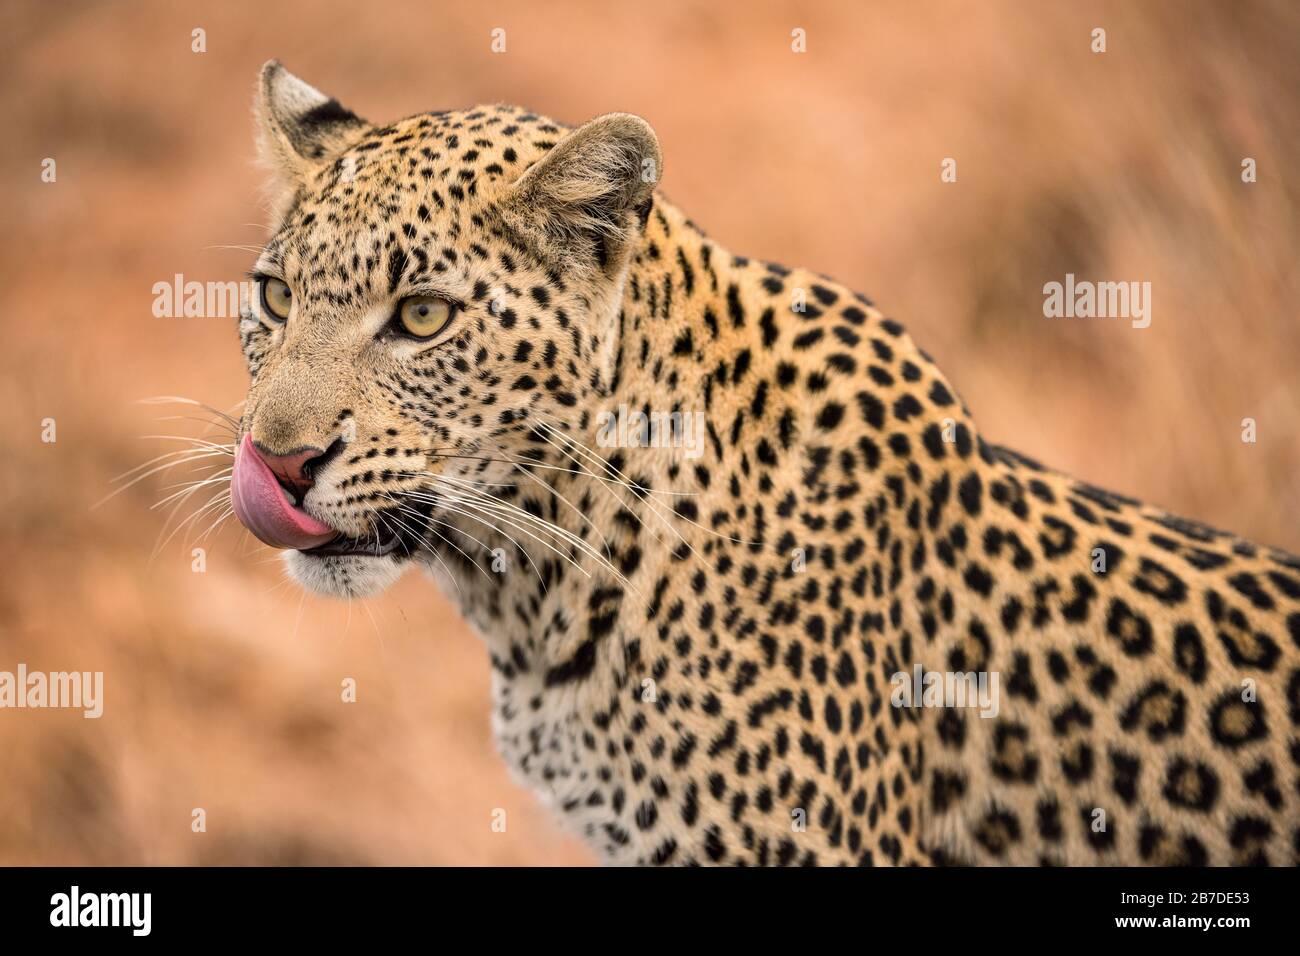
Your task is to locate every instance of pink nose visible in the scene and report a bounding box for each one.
[251,441,325,496]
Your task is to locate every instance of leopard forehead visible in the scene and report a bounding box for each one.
[258,105,567,285]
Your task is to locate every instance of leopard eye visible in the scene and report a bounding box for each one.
[260,278,293,322]
[395,295,454,339]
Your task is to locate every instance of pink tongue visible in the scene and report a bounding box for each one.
[231,434,338,550]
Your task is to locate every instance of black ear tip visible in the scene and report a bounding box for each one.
[300,98,365,129]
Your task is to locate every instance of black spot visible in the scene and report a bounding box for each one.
[1106,598,1153,656]
[1119,680,1186,742]
[811,284,838,306]
[816,402,846,431]
[1162,758,1219,812]
[973,807,1022,856]
[1132,558,1188,605]
[1228,572,1275,611]
[1109,749,1141,805]
[963,563,993,597]
[1172,622,1207,683]
[726,283,745,327]
[1038,516,1076,559]
[921,424,947,460]
[855,392,885,429]
[930,770,966,813]
[957,472,982,517]
[1228,815,1272,865]
[1060,741,1094,783]
[1036,798,1063,842]
[991,721,1039,783]
[386,245,409,294]
[634,801,658,830]
[1208,691,1267,750]
[892,394,923,422]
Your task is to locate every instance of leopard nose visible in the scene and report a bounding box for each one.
[250,437,345,495]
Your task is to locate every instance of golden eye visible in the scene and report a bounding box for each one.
[396,295,454,339]
[260,278,293,321]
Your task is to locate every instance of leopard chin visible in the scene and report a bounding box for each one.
[283,549,408,599]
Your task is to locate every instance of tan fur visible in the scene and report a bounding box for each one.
[234,63,1300,865]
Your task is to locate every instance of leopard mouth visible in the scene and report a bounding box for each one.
[299,504,432,559]
[232,433,435,560]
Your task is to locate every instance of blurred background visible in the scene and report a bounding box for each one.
[0,0,1296,865]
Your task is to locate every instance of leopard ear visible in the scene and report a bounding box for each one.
[499,112,662,274]
[255,60,367,216]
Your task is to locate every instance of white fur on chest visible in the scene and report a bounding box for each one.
[489,666,647,864]
[417,506,665,864]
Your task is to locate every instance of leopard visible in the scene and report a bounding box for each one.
[228,60,1300,866]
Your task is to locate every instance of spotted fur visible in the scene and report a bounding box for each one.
[236,62,1300,866]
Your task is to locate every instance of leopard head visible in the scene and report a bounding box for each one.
[233,61,661,597]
